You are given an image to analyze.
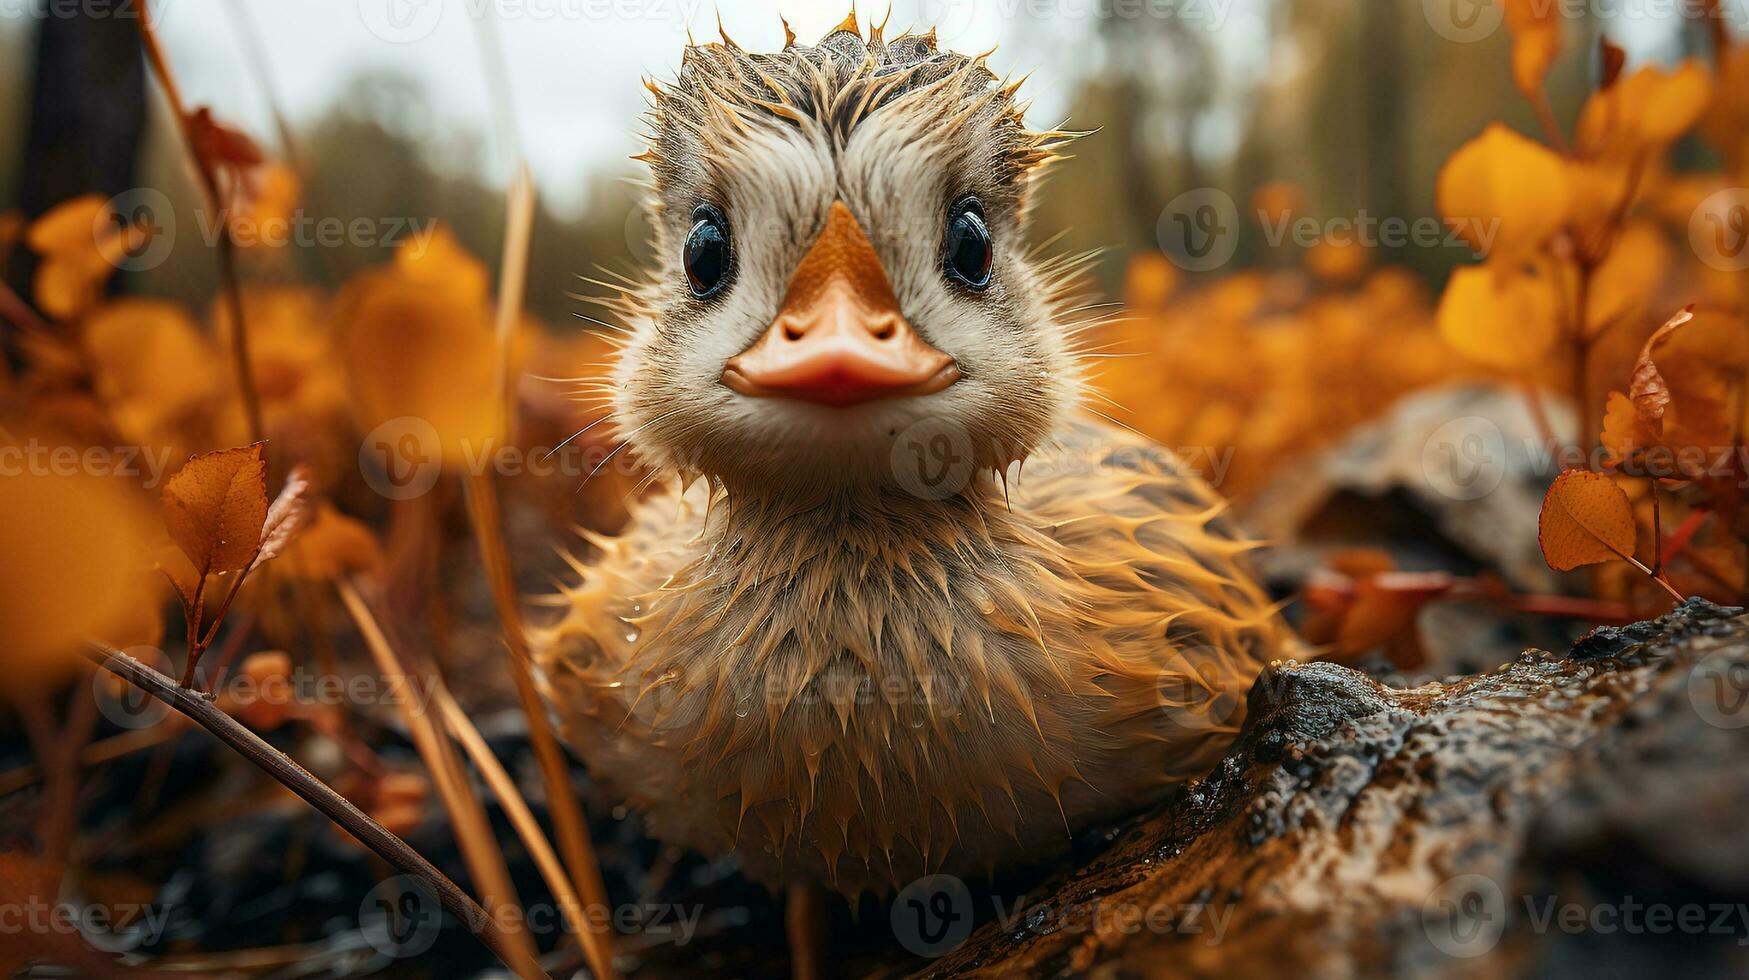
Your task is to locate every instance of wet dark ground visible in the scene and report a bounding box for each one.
[6,600,1745,978]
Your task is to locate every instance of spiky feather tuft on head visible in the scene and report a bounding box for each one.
[641,17,1075,205]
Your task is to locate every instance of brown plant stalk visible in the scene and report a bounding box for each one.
[336,580,547,980]
[136,0,264,442]
[475,150,619,980]
[85,644,527,971]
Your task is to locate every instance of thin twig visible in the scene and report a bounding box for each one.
[336,580,546,980]
[1530,87,1569,156]
[464,472,620,980]
[85,644,527,972]
[137,0,264,441]
[1651,488,1664,576]
[493,166,535,443]
[433,689,595,946]
[0,276,56,339]
[474,112,619,979]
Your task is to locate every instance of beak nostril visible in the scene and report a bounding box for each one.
[870,320,896,341]
[782,322,806,342]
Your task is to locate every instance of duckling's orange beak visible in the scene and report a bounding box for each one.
[722,201,959,407]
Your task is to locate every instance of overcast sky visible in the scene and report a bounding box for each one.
[144,0,1103,213]
[3,0,1706,214]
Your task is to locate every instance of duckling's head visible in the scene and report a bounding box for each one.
[604,16,1086,497]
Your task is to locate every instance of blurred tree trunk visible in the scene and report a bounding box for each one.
[4,9,145,333]
[1358,0,1407,264]
[19,10,145,215]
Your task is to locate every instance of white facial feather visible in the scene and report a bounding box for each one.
[612,24,1083,498]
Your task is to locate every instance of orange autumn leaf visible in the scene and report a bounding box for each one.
[1539,469,1638,571]
[229,163,302,249]
[1600,391,1658,465]
[394,223,491,303]
[163,444,269,575]
[1124,252,1178,308]
[1577,61,1712,154]
[1504,0,1561,98]
[1335,586,1422,655]
[1598,36,1626,90]
[283,503,384,579]
[1436,263,1560,368]
[1328,547,1396,580]
[1585,221,1670,336]
[1436,124,1571,257]
[1305,238,1370,283]
[25,194,128,320]
[1627,305,1694,428]
[0,429,155,690]
[1250,180,1304,226]
[82,298,226,450]
[221,650,296,730]
[186,107,264,174]
[338,227,503,466]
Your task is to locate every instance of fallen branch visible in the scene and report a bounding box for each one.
[84,644,529,974]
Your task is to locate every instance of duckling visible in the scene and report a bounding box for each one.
[534,12,1293,951]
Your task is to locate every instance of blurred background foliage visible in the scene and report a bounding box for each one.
[0,0,1728,316]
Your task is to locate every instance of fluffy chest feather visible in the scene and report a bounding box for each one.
[534,423,1287,895]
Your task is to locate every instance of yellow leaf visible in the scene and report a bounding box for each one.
[338,261,503,468]
[1586,222,1670,337]
[283,503,383,579]
[1539,469,1637,571]
[1124,252,1178,308]
[92,594,166,653]
[1600,391,1657,465]
[1578,61,1712,154]
[0,429,155,691]
[1250,180,1303,226]
[83,299,222,413]
[26,195,122,320]
[394,224,490,304]
[162,444,268,574]
[1436,263,1560,369]
[1437,124,1571,257]
[231,163,301,247]
[25,194,106,257]
[1305,238,1370,283]
[1504,0,1561,97]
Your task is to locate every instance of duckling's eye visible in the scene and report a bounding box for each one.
[684,204,732,298]
[943,196,992,291]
